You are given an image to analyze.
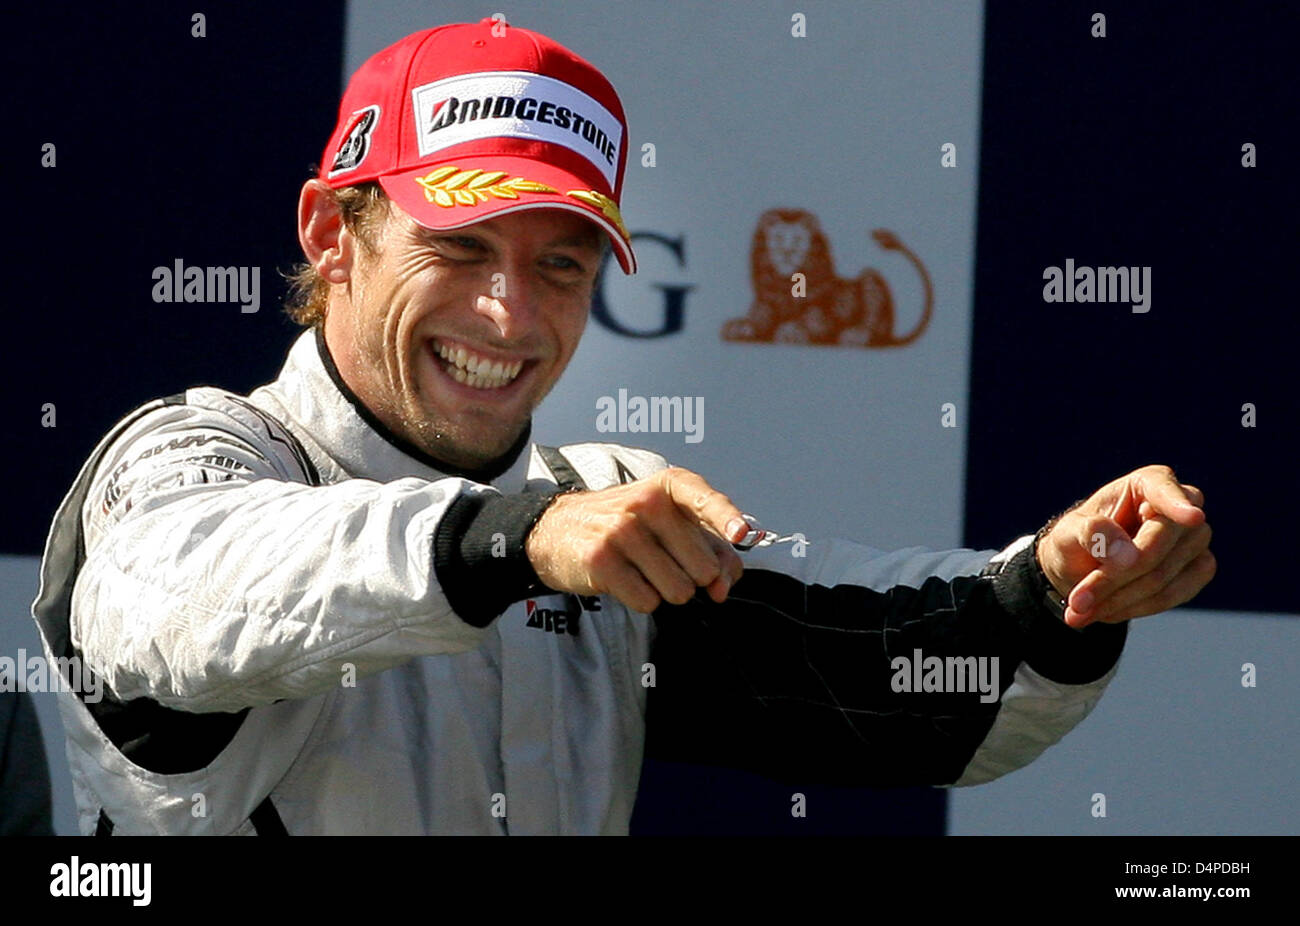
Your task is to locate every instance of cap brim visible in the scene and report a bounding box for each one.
[379,155,635,274]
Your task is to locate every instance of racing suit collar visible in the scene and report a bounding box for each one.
[260,328,533,488]
[309,325,532,484]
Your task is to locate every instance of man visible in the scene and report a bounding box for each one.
[31,20,1213,835]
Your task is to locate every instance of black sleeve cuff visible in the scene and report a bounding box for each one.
[433,488,565,627]
[985,539,1128,684]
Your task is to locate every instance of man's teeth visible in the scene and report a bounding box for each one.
[435,341,525,389]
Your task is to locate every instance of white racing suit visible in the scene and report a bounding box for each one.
[30,327,1127,835]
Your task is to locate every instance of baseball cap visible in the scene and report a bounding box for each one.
[319,19,636,274]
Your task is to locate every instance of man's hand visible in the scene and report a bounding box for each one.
[1036,464,1216,629]
[525,467,749,614]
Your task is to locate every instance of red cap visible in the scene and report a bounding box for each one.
[319,20,636,273]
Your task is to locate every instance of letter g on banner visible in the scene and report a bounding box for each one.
[592,232,693,338]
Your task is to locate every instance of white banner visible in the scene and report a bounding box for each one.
[348,0,985,552]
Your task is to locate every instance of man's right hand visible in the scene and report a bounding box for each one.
[525,467,751,614]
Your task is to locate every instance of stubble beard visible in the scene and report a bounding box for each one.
[351,307,523,470]
[400,404,528,471]
[395,374,532,471]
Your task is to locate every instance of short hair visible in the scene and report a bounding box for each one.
[283,182,390,328]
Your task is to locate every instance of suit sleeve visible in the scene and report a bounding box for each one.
[71,399,554,714]
[645,531,1126,787]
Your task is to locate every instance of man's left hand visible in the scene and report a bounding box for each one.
[1036,464,1216,629]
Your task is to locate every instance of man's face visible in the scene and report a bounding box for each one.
[324,201,604,471]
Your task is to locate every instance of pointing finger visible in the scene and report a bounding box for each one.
[659,467,751,543]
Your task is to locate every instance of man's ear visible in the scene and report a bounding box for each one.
[298,179,353,284]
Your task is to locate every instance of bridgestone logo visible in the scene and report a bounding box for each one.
[429,96,617,164]
[412,71,622,188]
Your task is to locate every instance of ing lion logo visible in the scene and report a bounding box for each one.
[720,209,933,347]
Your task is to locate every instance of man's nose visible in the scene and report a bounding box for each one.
[473,269,539,339]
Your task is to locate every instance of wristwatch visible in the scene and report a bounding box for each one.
[1033,522,1069,621]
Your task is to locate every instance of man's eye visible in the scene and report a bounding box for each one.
[545,255,582,271]
[435,236,483,254]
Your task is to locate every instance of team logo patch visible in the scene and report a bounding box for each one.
[328,105,380,176]
[525,598,580,636]
[523,595,601,636]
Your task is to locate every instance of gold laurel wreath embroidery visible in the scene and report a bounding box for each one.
[566,190,630,242]
[415,167,557,206]
[414,167,631,245]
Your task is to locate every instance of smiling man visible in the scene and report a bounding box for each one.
[311,206,602,473]
[31,20,1214,835]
